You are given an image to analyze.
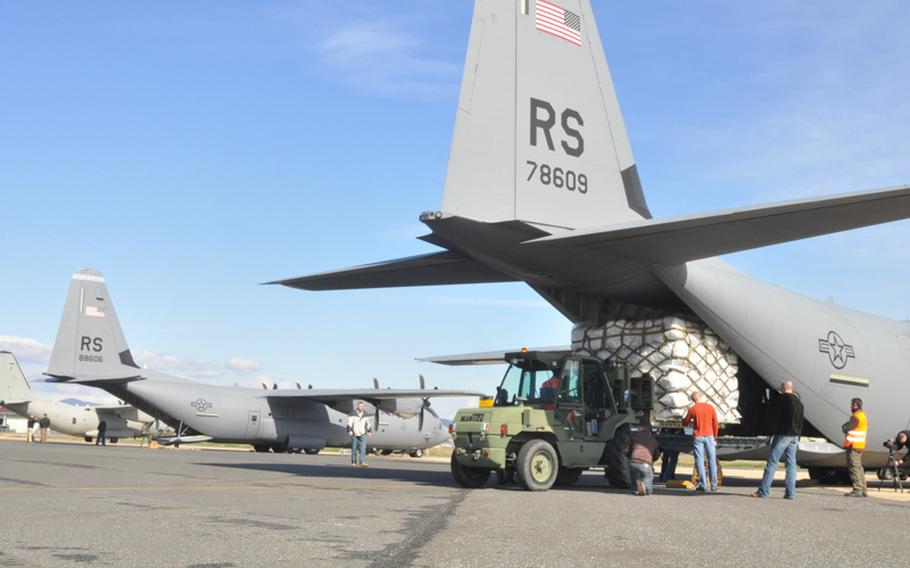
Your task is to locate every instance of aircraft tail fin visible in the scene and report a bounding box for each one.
[46,269,141,382]
[0,351,31,404]
[442,0,649,230]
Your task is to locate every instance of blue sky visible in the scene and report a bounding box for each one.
[1,1,909,419]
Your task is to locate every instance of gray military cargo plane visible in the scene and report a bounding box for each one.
[45,269,479,453]
[1,351,163,442]
[271,0,910,480]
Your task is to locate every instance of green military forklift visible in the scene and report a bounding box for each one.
[450,350,649,491]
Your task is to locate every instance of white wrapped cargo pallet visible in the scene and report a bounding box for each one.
[572,317,741,424]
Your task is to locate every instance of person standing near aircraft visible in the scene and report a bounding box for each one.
[26,415,36,443]
[683,392,719,492]
[753,380,804,499]
[38,413,50,444]
[842,397,868,497]
[96,420,107,446]
[347,401,373,468]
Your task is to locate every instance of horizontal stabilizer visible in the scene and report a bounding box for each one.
[44,374,142,384]
[417,346,571,366]
[526,185,910,263]
[267,251,514,291]
[264,388,483,403]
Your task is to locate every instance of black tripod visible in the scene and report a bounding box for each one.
[877,449,905,493]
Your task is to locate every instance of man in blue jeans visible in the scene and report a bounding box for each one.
[752,380,805,499]
[347,401,373,467]
[683,392,719,492]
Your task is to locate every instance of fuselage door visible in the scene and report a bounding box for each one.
[244,410,261,439]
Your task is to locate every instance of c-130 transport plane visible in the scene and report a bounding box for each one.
[45,269,478,454]
[1,351,165,443]
[271,0,910,480]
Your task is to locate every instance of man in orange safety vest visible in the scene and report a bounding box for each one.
[842,397,868,497]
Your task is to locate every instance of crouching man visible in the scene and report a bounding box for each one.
[626,417,661,496]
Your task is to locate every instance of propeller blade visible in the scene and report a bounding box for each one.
[272,383,278,390]
[296,382,302,390]
[374,406,380,431]
[419,374,426,390]
[419,406,425,431]
[373,377,380,390]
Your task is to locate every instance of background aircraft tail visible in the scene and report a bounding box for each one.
[442,0,650,230]
[0,351,32,404]
[46,269,141,382]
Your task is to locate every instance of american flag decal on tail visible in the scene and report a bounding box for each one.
[535,0,582,46]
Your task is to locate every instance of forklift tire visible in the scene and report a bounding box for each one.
[450,452,491,488]
[303,448,320,455]
[602,426,631,489]
[554,467,584,487]
[516,439,559,491]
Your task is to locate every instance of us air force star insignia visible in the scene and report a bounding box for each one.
[818,331,855,369]
[190,398,213,412]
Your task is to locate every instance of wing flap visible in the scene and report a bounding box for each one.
[526,185,910,263]
[264,388,483,402]
[267,251,515,291]
[417,346,571,366]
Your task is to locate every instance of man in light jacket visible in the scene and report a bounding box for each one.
[347,401,373,467]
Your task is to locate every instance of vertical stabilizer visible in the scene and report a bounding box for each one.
[46,269,140,380]
[442,0,650,229]
[0,352,31,404]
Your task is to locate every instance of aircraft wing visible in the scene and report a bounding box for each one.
[525,184,910,264]
[417,346,571,366]
[265,251,515,291]
[263,388,483,402]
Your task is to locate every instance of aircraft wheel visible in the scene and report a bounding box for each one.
[380,449,394,456]
[253,444,271,453]
[554,467,584,487]
[516,439,559,491]
[110,438,119,444]
[409,449,425,458]
[450,452,491,488]
[84,436,92,443]
[303,448,320,455]
[272,444,289,453]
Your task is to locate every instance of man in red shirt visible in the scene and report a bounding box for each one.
[683,392,719,492]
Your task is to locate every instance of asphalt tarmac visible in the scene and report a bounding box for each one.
[1,440,907,567]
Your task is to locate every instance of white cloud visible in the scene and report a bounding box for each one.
[132,349,223,379]
[227,356,262,373]
[0,336,52,364]
[312,21,459,99]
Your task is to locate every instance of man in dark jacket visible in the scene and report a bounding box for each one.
[38,414,51,444]
[752,380,804,499]
[26,415,36,443]
[96,420,107,446]
[626,417,661,496]
[894,430,909,470]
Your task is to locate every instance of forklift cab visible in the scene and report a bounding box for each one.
[496,352,624,438]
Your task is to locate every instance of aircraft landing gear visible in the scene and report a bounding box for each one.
[303,448,320,455]
[409,449,425,458]
[253,444,270,453]
[808,467,852,485]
